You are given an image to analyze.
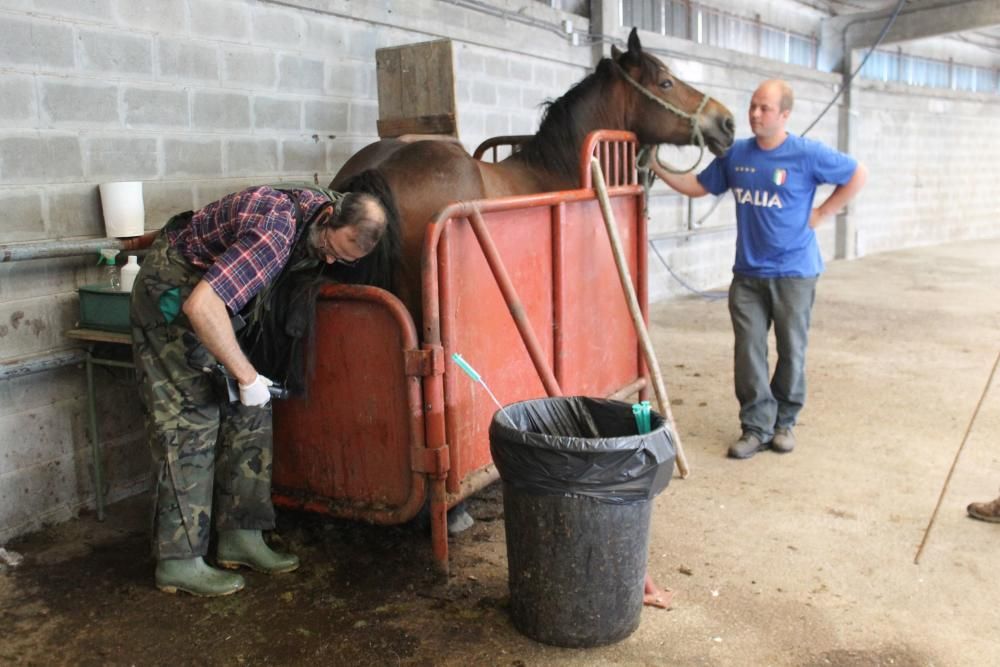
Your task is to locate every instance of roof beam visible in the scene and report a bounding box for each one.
[819,0,1000,71]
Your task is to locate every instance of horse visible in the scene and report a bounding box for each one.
[331,28,735,314]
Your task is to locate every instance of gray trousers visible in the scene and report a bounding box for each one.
[727,274,818,440]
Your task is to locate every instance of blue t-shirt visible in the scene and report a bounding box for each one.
[697,134,858,278]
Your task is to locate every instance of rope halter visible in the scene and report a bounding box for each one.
[614,60,712,174]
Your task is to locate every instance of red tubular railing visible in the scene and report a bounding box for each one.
[579,130,638,188]
[552,201,566,389]
[467,207,562,396]
[472,135,533,162]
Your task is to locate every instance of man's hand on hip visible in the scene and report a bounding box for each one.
[808,207,827,229]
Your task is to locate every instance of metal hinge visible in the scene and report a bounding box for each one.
[404,346,445,377]
[412,445,450,475]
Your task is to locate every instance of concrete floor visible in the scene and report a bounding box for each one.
[2,237,999,666]
[639,236,1000,666]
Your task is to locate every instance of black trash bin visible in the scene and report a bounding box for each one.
[489,396,675,648]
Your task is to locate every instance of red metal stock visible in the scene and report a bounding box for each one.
[276,131,648,574]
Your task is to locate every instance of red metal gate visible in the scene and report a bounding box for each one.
[273,131,648,572]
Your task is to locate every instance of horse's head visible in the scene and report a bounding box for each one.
[612,28,734,157]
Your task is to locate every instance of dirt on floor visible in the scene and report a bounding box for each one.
[2,238,999,666]
[1,489,515,667]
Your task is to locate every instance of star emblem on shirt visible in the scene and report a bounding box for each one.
[735,166,756,173]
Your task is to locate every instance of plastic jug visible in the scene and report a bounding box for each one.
[120,255,140,292]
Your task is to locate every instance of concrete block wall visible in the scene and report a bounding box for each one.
[455,42,587,150]
[852,83,1000,255]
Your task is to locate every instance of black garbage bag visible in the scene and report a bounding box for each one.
[489,395,675,503]
[488,396,676,648]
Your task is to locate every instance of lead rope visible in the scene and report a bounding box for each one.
[613,61,710,175]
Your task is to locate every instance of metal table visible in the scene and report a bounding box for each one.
[65,328,135,521]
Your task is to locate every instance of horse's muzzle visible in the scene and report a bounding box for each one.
[705,114,736,156]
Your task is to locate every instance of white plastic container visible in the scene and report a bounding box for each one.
[120,255,140,292]
[99,181,145,238]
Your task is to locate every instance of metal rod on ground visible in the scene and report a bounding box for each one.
[590,157,689,478]
[914,347,1000,565]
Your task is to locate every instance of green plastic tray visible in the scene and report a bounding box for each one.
[78,284,132,333]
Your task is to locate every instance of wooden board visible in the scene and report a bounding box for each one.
[376,39,457,137]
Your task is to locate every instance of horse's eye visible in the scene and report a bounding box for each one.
[659,79,673,91]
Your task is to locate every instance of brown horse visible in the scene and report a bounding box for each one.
[331,28,735,312]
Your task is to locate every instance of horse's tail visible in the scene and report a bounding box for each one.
[327,167,402,293]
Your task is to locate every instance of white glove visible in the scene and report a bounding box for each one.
[239,373,274,407]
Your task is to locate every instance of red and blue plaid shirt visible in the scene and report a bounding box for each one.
[167,186,330,313]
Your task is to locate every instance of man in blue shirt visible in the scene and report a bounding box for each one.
[652,79,867,459]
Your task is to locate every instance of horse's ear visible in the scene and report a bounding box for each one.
[611,44,623,61]
[628,27,642,57]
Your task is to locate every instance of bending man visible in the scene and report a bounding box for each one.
[130,184,388,596]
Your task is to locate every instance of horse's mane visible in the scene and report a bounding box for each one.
[512,54,656,184]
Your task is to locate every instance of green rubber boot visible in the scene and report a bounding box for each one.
[216,529,300,574]
[155,557,245,597]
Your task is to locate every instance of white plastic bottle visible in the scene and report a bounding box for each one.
[120,255,140,292]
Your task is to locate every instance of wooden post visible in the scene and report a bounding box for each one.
[590,158,690,478]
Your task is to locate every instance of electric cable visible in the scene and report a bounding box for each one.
[800,0,906,136]
[648,239,727,301]
[438,0,572,40]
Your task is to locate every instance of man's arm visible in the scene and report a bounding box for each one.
[183,280,257,386]
[810,162,868,229]
[648,160,709,198]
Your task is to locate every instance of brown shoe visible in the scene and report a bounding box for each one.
[967,495,1000,523]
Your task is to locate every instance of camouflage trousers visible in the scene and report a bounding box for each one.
[130,227,275,560]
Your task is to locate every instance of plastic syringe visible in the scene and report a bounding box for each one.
[451,353,513,425]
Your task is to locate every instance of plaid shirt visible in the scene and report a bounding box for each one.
[167,186,330,313]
